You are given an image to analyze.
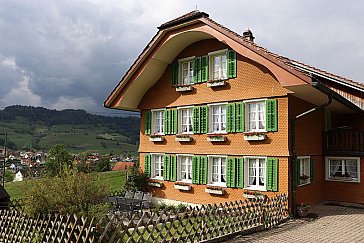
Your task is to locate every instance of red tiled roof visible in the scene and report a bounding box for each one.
[158,10,209,30]
[112,162,135,171]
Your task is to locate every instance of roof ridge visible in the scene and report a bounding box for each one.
[158,10,209,30]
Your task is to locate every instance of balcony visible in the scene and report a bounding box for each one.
[324,130,364,156]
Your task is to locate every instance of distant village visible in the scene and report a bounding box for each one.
[0,148,137,182]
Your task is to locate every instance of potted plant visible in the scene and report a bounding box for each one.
[296,202,310,217]
[243,131,266,141]
[207,133,226,142]
[174,181,192,191]
[148,179,164,188]
[205,185,225,195]
[175,134,193,142]
[175,84,193,92]
[300,174,310,184]
[207,79,226,87]
[149,134,165,142]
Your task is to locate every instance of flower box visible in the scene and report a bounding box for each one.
[148,181,164,188]
[175,85,193,92]
[300,178,309,184]
[243,132,266,141]
[243,193,265,200]
[331,176,352,181]
[207,80,226,87]
[149,135,164,142]
[174,183,192,191]
[175,135,193,142]
[205,186,225,195]
[207,134,226,142]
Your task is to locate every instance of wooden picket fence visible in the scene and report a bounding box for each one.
[0,194,288,242]
[96,194,288,242]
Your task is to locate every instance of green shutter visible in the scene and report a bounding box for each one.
[163,155,170,181]
[193,107,200,134]
[164,110,170,135]
[170,155,177,182]
[145,111,152,135]
[227,103,236,133]
[266,99,278,132]
[226,157,235,188]
[227,50,237,78]
[235,102,245,132]
[144,154,151,178]
[266,158,279,191]
[172,62,179,86]
[192,156,200,184]
[193,57,201,83]
[201,55,209,82]
[200,106,208,134]
[310,158,314,183]
[236,158,244,188]
[200,156,208,184]
[170,109,177,134]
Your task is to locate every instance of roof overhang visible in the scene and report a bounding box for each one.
[104,18,311,111]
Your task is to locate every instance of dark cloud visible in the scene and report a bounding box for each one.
[0,0,362,114]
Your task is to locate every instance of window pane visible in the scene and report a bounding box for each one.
[330,159,342,176]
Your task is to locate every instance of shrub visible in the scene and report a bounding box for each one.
[124,167,148,192]
[24,166,110,218]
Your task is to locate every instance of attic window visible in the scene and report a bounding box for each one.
[209,50,227,81]
[179,57,194,85]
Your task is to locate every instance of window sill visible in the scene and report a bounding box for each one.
[243,186,266,192]
[175,135,193,142]
[174,182,192,191]
[327,177,359,183]
[205,186,225,195]
[148,180,164,188]
[243,132,266,141]
[175,85,193,92]
[298,178,311,186]
[149,136,165,142]
[207,80,226,87]
[207,135,226,142]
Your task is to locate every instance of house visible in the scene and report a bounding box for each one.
[112,162,135,171]
[13,171,23,182]
[0,185,10,209]
[104,11,364,210]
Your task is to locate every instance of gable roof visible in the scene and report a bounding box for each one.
[104,11,364,113]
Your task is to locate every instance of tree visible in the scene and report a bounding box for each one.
[124,167,149,192]
[45,144,72,177]
[96,157,111,172]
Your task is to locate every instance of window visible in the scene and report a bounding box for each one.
[246,100,266,131]
[326,157,360,182]
[151,154,164,179]
[298,157,311,185]
[179,59,194,85]
[178,155,193,182]
[178,107,193,134]
[210,50,227,80]
[245,157,266,190]
[152,109,164,135]
[209,156,226,186]
[209,104,227,133]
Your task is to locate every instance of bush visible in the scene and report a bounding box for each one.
[4,170,14,182]
[124,167,148,192]
[24,166,110,218]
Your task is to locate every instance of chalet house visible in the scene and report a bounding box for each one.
[105,11,364,210]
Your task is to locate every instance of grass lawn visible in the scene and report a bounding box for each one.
[5,170,128,200]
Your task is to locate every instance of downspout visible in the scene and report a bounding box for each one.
[290,82,332,216]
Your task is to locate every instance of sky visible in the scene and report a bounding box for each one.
[0,0,363,116]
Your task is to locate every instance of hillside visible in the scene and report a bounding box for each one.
[0,105,140,155]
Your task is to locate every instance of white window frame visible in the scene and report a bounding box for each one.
[244,99,267,132]
[176,154,193,183]
[208,49,228,81]
[178,56,195,85]
[297,156,311,186]
[177,106,194,134]
[151,108,165,135]
[151,153,164,180]
[208,102,227,134]
[325,157,360,183]
[244,156,267,191]
[207,155,227,187]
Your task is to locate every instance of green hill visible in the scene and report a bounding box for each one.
[0,105,140,155]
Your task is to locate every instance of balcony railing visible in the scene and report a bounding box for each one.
[324,130,364,155]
